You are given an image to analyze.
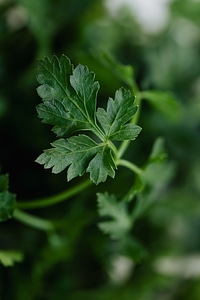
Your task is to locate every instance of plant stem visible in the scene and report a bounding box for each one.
[107,140,118,158]
[13,209,54,231]
[117,140,130,160]
[117,159,143,176]
[17,178,92,210]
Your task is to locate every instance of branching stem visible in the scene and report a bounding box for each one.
[17,178,92,210]
[117,159,143,176]
[13,209,54,231]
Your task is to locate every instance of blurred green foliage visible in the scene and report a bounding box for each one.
[0,0,200,299]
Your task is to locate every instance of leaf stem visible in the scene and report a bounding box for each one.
[13,209,54,231]
[117,159,143,177]
[17,178,92,210]
[117,140,130,160]
[107,140,118,158]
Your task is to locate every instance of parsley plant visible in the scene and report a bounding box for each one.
[0,54,174,263]
[35,55,141,184]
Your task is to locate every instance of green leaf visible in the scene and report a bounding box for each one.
[147,137,167,164]
[87,147,115,184]
[0,250,23,267]
[36,135,115,184]
[0,191,16,222]
[120,237,148,262]
[97,88,141,140]
[36,55,100,137]
[36,56,141,184]
[0,174,9,192]
[131,138,174,221]
[70,64,99,125]
[0,174,16,222]
[141,90,184,121]
[97,192,132,239]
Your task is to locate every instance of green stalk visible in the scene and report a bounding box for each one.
[13,209,54,231]
[117,159,143,177]
[107,140,118,158]
[17,178,92,210]
[117,159,144,203]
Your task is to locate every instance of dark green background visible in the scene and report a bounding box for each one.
[0,0,200,299]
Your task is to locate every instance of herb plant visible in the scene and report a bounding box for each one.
[1,1,200,299]
[0,54,174,249]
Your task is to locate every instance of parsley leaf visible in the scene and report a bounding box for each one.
[97,192,132,239]
[0,174,16,222]
[0,250,23,267]
[36,135,115,184]
[141,90,183,122]
[97,88,141,140]
[36,55,141,184]
[36,55,101,137]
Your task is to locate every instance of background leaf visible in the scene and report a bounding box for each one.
[141,90,184,121]
[0,191,16,222]
[0,250,23,267]
[97,192,132,239]
[0,174,16,222]
[0,174,9,191]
